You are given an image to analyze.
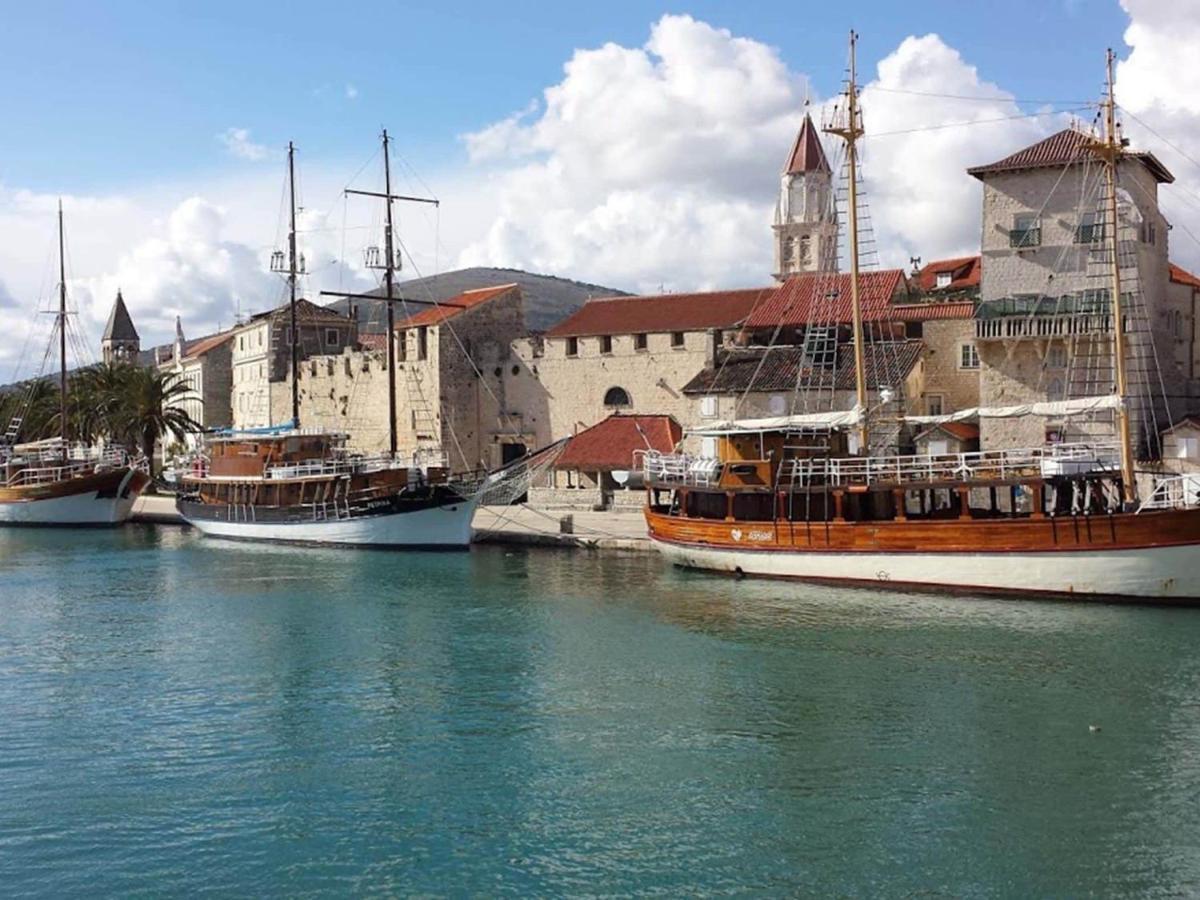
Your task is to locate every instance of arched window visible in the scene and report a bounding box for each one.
[1047,377,1066,401]
[603,386,631,408]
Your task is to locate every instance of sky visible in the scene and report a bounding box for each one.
[2,0,1198,377]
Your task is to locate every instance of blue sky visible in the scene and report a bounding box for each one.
[2,0,1130,193]
[3,0,1197,373]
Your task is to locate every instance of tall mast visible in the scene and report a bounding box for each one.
[326,131,439,461]
[57,199,68,453]
[382,129,399,458]
[824,30,869,453]
[1089,48,1137,505]
[288,141,300,429]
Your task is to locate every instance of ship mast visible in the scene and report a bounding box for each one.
[824,30,869,453]
[287,141,300,429]
[57,200,68,456]
[326,131,439,459]
[1088,49,1137,506]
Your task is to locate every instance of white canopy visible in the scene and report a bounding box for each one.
[906,394,1121,426]
[689,395,1121,436]
[689,406,864,436]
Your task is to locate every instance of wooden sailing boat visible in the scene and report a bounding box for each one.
[642,39,1200,601]
[175,136,483,547]
[0,202,150,525]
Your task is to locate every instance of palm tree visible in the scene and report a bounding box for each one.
[111,367,201,480]
[70,361,133,443]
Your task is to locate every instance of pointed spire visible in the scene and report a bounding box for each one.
[102,289,139,343]
[175,314,184,342]
[784,112,831,176]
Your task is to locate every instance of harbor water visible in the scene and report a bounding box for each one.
[2,525,1200,896]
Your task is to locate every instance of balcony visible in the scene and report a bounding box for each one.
[1009,227,1042,249]
[975,294,1117,341]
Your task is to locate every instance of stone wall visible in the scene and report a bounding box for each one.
[507,329,722,445]
[917,320,980,414]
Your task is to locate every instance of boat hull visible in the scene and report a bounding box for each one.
[646,507,1200,600]
[178,493,479,548]
[0,468,149,526]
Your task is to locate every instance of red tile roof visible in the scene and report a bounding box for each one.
[357,333,390,352]
[1170,263,1200,290]
[892,301,976,322]
[182,330,235,360]
[915,255,980,293]
[744,270,908,328]
[967,128,1173,183]
[784,112,831,176]
[554,414,682,471]
[396,284,518,328]
[545,288,775,338]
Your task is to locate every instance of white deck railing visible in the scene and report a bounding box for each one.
[1138,475,1200,512]
[4,447,139,488]
[639,442,1120,490]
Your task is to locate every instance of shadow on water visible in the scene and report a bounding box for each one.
[1,528,1200,895]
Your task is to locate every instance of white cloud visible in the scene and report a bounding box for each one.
[456,15,1067,291]
[218,127,273,162]
[1115,0,1200,269]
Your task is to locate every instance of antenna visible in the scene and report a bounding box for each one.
[287,141,301,429]
[909,256,922,274]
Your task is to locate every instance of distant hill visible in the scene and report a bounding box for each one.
[327,267,630,334]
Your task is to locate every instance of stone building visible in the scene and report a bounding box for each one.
[156,317,235,447]
[230,298,357,430]
[509,287,776,450]
[278,284,533,473]
[773,112,838,279]
[101,290,140,364]
[892,300,980,417]
[967,128,1181,453]
[1168,263,1200,380]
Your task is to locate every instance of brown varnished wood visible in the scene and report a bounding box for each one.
[645,504,1200,553]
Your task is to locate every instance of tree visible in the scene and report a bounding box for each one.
[110,367,201,479]
[69,361,132,443]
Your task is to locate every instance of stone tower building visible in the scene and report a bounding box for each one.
[101,290,140,364]
[773,111,838,280]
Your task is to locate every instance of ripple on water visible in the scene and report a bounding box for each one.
[1,530,1200,896]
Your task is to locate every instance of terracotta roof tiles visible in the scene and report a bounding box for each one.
[915,255,981,293]
[784,112,831,176]
[545,288,775,339]
[744,270,908,328]
[1170,263,1200,290]
[554,414,682,471]
[967,128,1173,183]
[396,283,519,329]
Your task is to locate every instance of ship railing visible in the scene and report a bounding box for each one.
[637,450,722,486]
[781,442,1119,489]
[4,449,137,487]
[262,452,446,481]
[1138,475,1200,512]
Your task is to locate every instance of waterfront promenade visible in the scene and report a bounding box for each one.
[133,495,653,551]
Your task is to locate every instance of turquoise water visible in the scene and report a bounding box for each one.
[2,527,1200,896]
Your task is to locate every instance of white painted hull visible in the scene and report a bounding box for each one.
[0,487,139,526]
[653,538,1200,600]
[182,495,480,548]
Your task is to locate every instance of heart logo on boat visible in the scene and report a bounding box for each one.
[731,529,743,542]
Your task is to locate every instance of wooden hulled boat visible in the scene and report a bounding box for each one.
[642,438,1200,600]
[642,41,1200,602]
[0,204,149,527]
[177,135,492,549]
[177,431,478,547]
[0,439,149,526]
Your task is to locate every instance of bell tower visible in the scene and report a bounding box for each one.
[101,289,140,364]
[773,110,838,279]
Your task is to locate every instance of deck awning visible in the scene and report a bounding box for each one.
[905,395,1121,426]
[689,406,864,436]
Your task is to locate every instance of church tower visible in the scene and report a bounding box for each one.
[773,111,838,280]
[101,289,140,364]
